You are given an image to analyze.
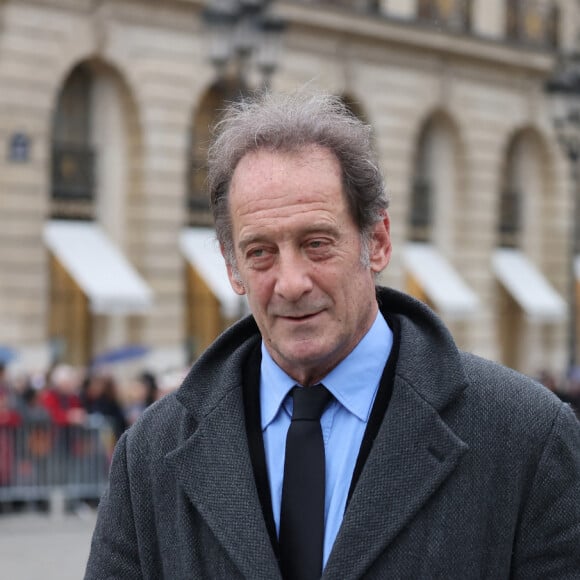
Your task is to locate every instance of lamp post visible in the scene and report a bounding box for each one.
[546,53,580,372]
[203,0,285,91]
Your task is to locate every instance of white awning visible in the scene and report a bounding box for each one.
[492,248,567,322]
[402,243,480,319]
[179,227,247,318]
[43,220,153,315]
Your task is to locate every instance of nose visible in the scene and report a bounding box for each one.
[274,248,313,302]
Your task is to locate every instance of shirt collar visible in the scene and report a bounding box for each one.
[260,312,393,429]
[260,344,296,429]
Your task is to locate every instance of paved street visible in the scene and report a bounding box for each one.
[0,510,97,580]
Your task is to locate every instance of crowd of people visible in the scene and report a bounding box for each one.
[0,356,577,501]
[0,361,183,443]
[0,361,185,512]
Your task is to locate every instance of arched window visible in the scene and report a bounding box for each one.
[546,3,560,48]
[48,61,147,366]
[498,139,521,250]
[404,113,479,326]
[409,126,432,243]
[409,115,461,244]
[188,80,243,226]
[51,63,95,220]
[494,130,565,373]
[184,81,245,362]
[498,135,533,248]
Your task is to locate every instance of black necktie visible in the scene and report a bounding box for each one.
[279,385,332,580]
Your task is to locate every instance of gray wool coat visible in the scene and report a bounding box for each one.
[85,287,580,579]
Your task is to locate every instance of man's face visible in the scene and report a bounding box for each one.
[225,145,391,386]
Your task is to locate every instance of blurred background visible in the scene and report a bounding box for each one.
[1,0,580,575]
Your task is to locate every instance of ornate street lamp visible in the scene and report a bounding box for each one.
[203,0,286,91]
[545,53,580,371]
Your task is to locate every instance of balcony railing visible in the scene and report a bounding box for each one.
[417,0,471,32]
[187,153,213,227]
[498,188,520,248]
[51,142,96,202]
[506,0,559,48]
[409,177,432,242]
[288,0,380,14]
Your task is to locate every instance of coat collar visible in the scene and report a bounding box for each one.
[376,286,470,412]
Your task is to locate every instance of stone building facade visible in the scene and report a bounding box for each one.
[0,0,577,378]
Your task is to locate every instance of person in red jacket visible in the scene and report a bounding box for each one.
[39,364,86,426]
[38,364,87,486]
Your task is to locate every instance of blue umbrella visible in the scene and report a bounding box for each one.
[0,346,17,365]
[91,345,149,368]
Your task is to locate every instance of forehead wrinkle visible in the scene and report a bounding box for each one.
[233,186,347,237]
[236,194,348,242]
[235,194,338,221]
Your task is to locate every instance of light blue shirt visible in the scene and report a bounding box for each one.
[260,312,393,566]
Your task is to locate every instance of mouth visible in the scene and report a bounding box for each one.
[278,311,322,322]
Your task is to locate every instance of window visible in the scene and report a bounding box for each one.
[417,0,471,32]
[188,81,243,226]
[498,188,521,248]
[409,177,432,242]
[51,64,96,220]
[506,0,560,48]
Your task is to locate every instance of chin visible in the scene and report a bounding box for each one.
[279,343,335,369]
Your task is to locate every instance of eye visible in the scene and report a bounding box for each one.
[245,245,275,270]
[305,237,333,259]
[306,237,331,250]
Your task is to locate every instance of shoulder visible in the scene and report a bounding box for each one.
[460,351,560,413]
[458,351,577,450]
[123,315,261,446]
[118,392,188,467]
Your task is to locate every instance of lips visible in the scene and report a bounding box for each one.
[286,313,318,320]
[270,300,330,322]
[275,310,323,322]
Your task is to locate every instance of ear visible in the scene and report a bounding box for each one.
[221,244,246,295]
[369,211,392,274]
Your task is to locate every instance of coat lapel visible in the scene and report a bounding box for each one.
[323,377,468,579]
[165,326,281,580]
[323,294,471,579]
[165,386,281,579]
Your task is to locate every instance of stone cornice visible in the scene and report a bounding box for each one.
[274,2,555,77]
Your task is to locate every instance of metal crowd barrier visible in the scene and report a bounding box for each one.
[0,420,113,512]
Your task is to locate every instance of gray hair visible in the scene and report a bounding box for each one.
[207,90,389,267]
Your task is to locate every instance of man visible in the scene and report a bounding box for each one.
[86,91,580,579]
